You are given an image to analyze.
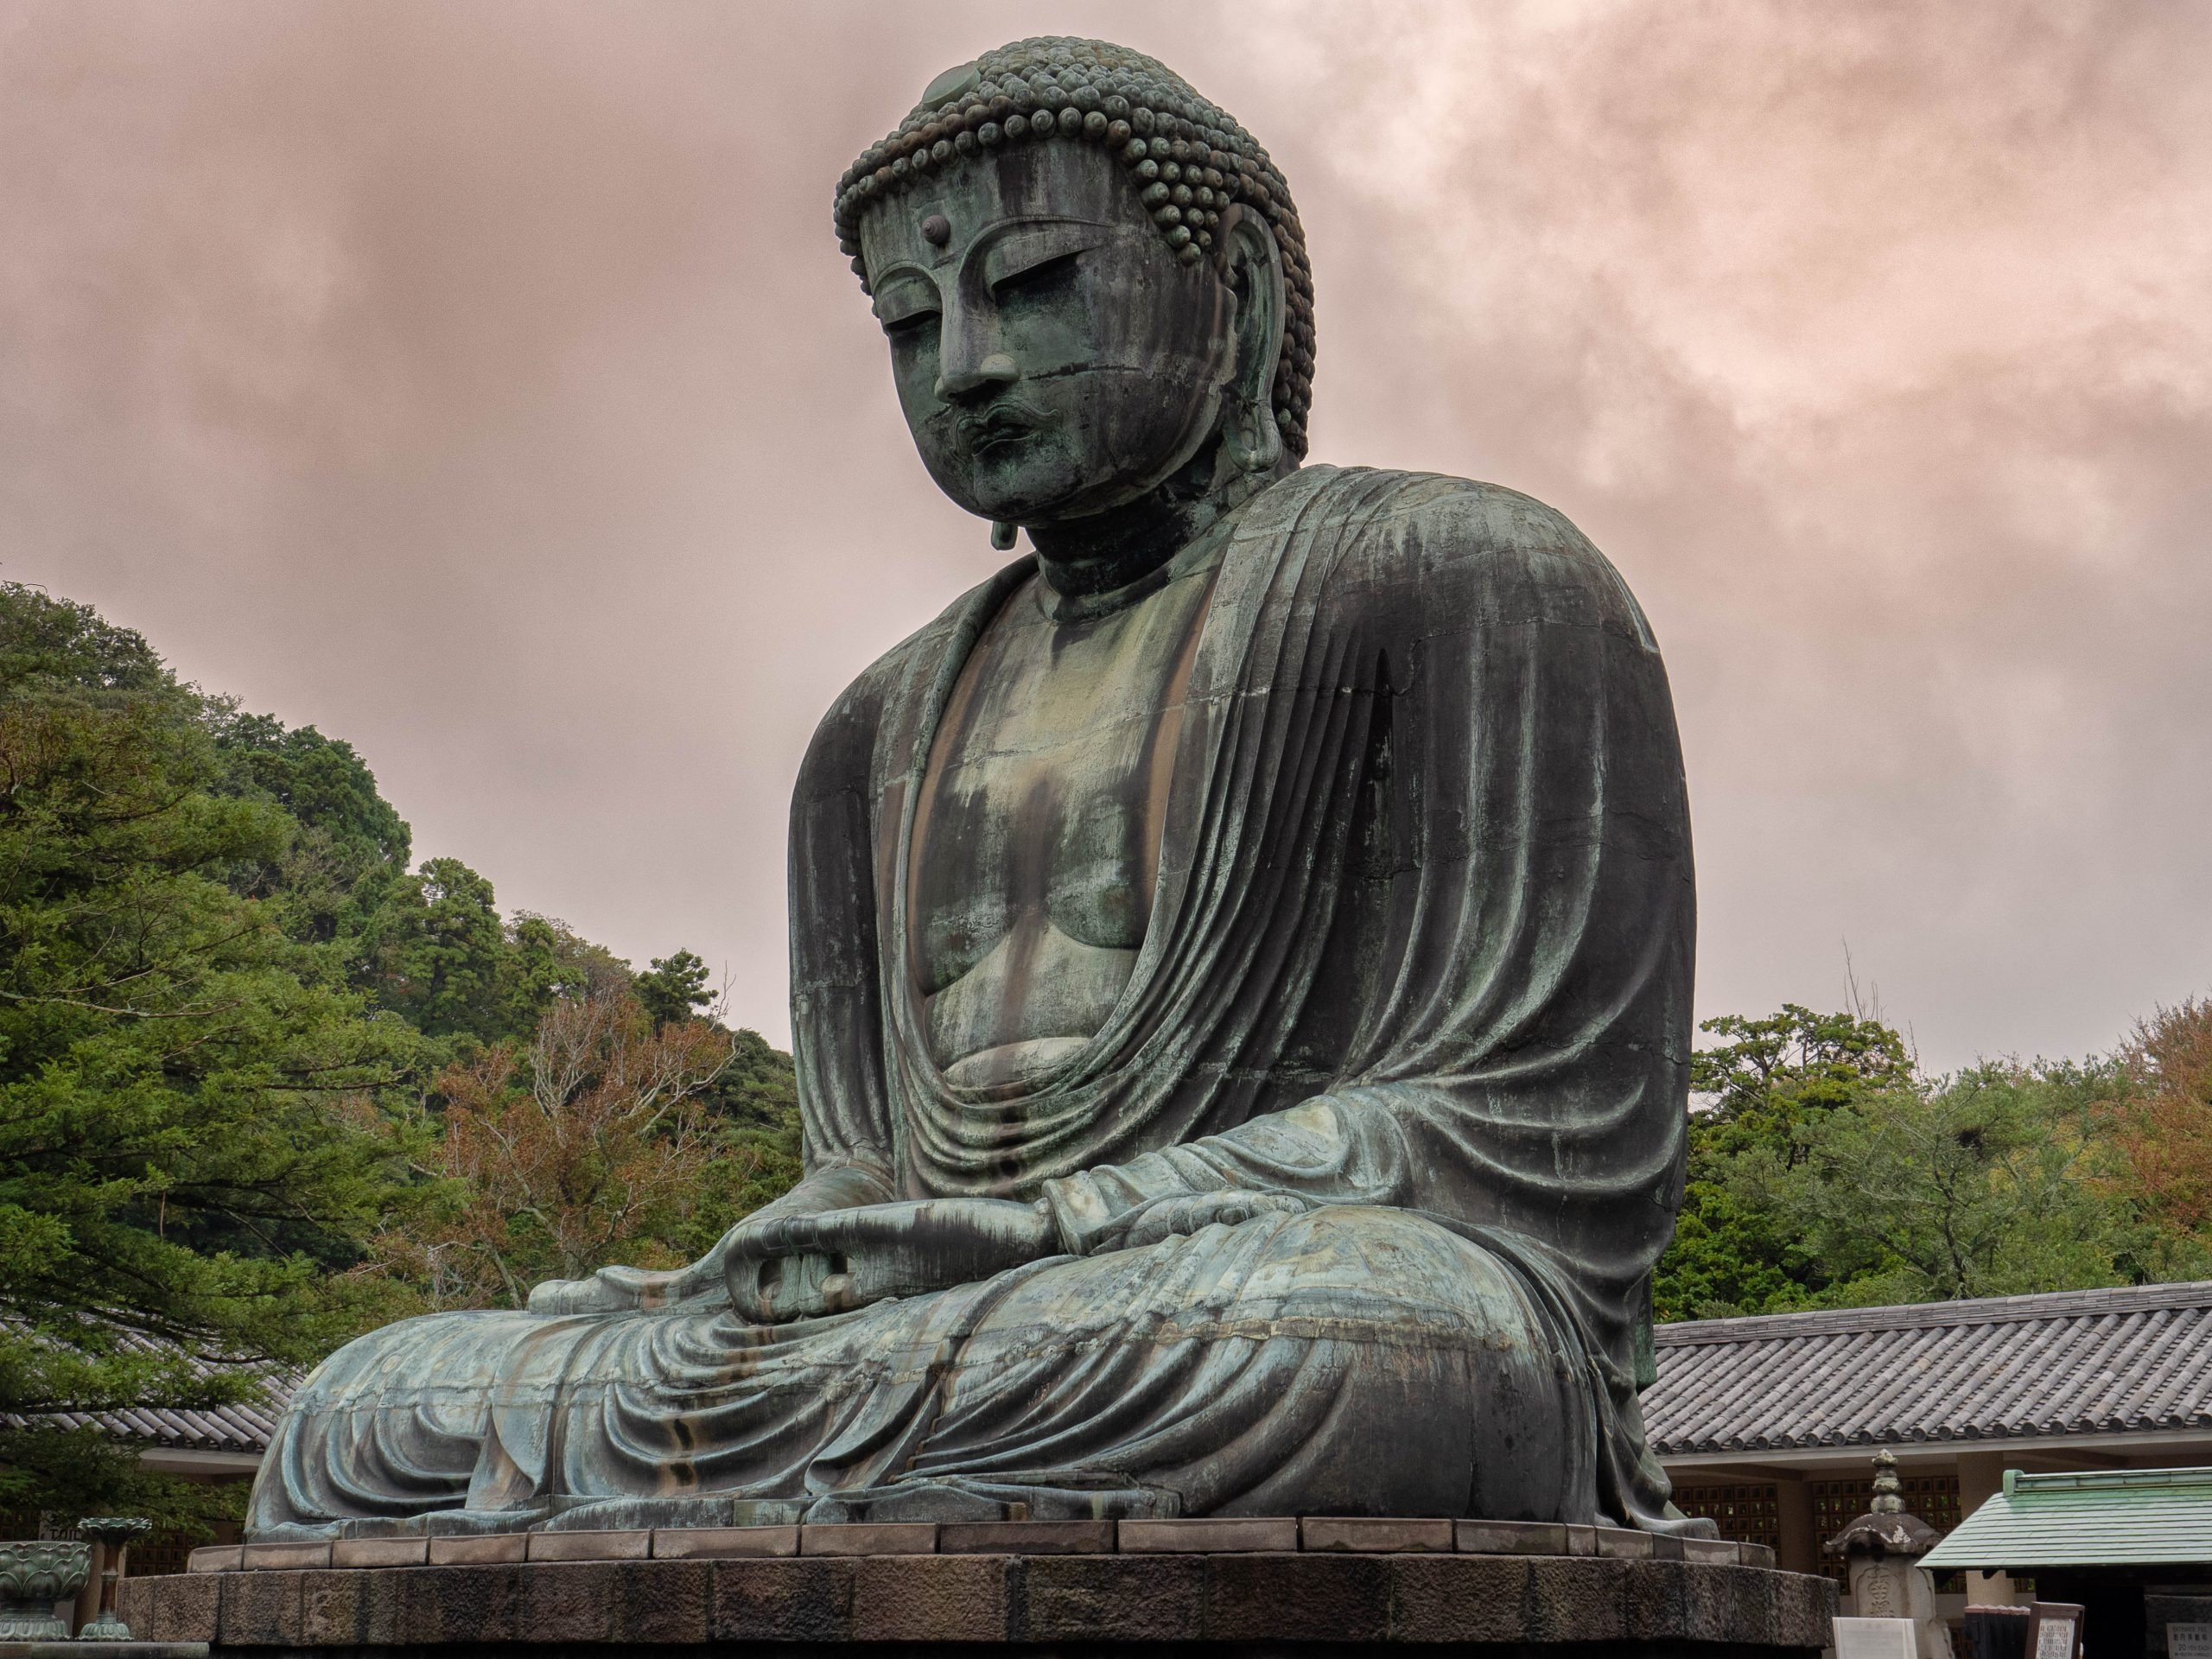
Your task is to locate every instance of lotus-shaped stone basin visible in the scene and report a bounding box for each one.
[0,1540,92,1640]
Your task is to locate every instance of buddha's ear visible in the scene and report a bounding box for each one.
[1216,205,1287,474]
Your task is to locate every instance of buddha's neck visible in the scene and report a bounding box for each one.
[1027,445,1288,608]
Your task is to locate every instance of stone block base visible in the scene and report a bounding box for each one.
[120,1541,1835,1656]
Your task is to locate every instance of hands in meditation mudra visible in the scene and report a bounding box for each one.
[250,37,1707,1539]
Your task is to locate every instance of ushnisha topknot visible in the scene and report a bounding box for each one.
[835,37,1316,460]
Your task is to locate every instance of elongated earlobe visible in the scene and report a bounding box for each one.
[1223,393,1284,474]
[991,521,1018,551]
[1217,206,1287,474]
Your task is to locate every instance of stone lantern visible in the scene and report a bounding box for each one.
[1827,1448,1955,1659]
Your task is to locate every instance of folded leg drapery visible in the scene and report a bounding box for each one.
[249,1207,1592,1536]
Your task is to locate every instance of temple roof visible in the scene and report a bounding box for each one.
[1,1329,283,1456]
[1645,1281,2212,1456]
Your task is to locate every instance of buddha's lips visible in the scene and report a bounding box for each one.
[959,404,1046,451]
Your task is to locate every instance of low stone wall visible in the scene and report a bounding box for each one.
[121,1518,1834,1656]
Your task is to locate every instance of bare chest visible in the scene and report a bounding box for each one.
[908,564,1214,1013]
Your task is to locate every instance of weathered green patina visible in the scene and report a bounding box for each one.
[246,37,1703,1540]
[0,1541,89,1640]
[77,1516,155,1641]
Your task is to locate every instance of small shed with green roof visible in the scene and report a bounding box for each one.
[1927,1469,2212,1659]
[1928,1469,2212,1573]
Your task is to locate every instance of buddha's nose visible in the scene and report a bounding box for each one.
[936,352,1020,402]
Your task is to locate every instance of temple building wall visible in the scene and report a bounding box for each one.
[1649,1282,2212,1615]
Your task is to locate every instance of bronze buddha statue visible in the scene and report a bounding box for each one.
[249,37,1703,1539]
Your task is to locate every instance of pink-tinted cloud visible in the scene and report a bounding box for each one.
[3,2,2205,1066]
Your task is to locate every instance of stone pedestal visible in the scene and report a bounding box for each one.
[119,1518,1834,1658]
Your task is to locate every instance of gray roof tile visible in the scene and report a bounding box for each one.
[1,1331,288,1454]
[1648,1281,2212,1455]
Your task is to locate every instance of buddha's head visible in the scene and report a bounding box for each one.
[835,39,1316,535]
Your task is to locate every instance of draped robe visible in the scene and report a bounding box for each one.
[246,466,1704,1538]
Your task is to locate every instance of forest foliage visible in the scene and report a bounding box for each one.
[0,582,797,1524]
[1653,998,2212,1320]
[4,580,2209,1525]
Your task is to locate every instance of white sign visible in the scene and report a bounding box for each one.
[1834,1617,1918,1659]
[2167,1624,2212,1659]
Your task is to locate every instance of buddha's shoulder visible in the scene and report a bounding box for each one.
[1268,466,1655,643]
[799,578,1007,767]
[796,618,936,779]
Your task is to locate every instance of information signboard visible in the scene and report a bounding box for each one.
[1835,1617,1917,1659]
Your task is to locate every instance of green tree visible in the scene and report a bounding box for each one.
[350,858,622,1052]
[353,857,521,1042]
[206,707,412,961]
[0,581,810,1522]
[0,583,425,1523]
[635,950,713,1031]
[1655,1004,1912,1319]
[1655,995,2182,1321]
[1738,1058,2139,1306]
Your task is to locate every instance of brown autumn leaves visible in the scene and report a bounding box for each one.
[369,986,791,1312]
[2107,998,2212,1246]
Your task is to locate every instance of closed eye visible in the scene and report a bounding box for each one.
[990,249,1083,302]
[873,274,941,337]
[881,306,940,340]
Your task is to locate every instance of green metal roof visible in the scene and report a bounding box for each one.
[1924,1468,2212,1570]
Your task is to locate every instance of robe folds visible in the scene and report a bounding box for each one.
[245,466,1705,1538]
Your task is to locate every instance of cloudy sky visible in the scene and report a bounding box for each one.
[5,2,2206,1068]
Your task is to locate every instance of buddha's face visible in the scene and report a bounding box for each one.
[859,140,1236,526]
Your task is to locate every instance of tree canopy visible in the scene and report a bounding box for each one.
[0,582,799,1525]
[1,586,420,1522]
[1653,1000,2212,1321]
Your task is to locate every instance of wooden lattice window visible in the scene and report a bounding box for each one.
[1671,1483,1782,1549]
[1811,1472,1961,1534]
[1811,1471,1962,1586]
[126,1530,201,1580]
